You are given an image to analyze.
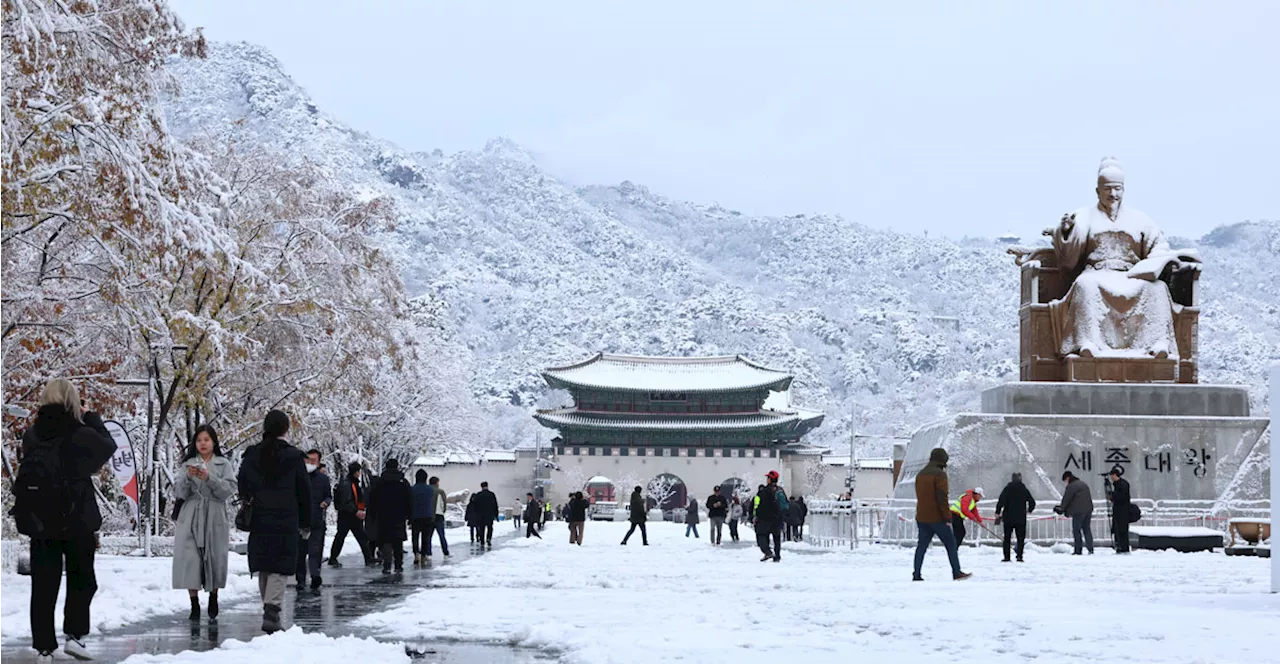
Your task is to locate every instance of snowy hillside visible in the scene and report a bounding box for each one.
[162,43,1280,454]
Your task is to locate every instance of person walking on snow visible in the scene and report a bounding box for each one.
[950,487,985,547]
[727,496,744,543]
[995,473,1036,562]
[20,379,117,661]
[426,476,464,556]
[410,470,434,565]
[754,471,788,562]
[912,448,971,581]
[684,498,701,538]
[1108,467,1132,554]
[567,491,590,545]
[621,486,649,545]
[173,425,235,622]
[367,458,411,574]
[1054,471,1094,555]
[524,493,543,539]
[237,410,311,634]
[329,462,374,568]
[473,482,500,549]
[296,449,332,589]
[705,487,729,545]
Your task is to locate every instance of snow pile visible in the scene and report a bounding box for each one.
[118,628,409,664]
[1,554,257,644]
[355,521,1280,663]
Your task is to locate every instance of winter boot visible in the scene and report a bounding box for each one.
[261,603,283,634]
[953,572,973,581]
[189,596,201,621]
[208,593,219,620]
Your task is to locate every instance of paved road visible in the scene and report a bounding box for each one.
[2,537,554,663]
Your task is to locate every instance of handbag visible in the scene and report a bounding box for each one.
[234,496,254,532]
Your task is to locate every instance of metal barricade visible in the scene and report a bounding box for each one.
[805,498,1271,549]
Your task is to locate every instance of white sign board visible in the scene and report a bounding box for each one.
[103,420,139,522]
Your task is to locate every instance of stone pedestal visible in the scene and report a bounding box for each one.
[894,382,1269,506]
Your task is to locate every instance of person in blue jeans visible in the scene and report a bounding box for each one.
[425,476,458,557]
[912,448,971,581]
[684,498,700,538]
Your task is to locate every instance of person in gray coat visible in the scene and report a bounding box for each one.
[684,498,700,538]
[172,425,236,622]
[1054,471,1095,555]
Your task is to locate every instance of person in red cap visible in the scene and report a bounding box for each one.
[752,470,789,562]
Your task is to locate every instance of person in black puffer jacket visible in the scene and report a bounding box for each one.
[20,379,116,661]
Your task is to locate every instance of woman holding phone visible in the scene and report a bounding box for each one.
[172,424,235,621]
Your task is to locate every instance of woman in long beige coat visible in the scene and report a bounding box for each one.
[172,424,236,621]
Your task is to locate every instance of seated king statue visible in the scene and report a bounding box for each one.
[1045,157,1200,359]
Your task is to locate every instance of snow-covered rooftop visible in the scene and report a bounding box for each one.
[543,353,792,393]
[820,456,894,469]
[411,450,518,466]
[534,409,800,432]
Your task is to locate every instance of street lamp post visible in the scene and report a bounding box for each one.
[116,343,187,558]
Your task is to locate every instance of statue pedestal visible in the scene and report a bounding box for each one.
[893,382,1269,510]
[1064,356,1177,383]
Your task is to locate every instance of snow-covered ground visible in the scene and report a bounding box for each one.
[118,628,409,664]
[0,551,258,644]
[356,521,1280,664]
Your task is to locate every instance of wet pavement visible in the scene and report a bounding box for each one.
[1,538,556,663]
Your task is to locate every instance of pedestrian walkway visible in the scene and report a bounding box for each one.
[1,540,550,663]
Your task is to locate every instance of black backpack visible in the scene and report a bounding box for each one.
[1128,503,1142,524]
[9,433,76,538]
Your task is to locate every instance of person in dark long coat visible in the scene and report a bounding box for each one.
[1108,467,1133,554]
[236,410,310,634]
[366,458,411,573]
[472,482,500,548]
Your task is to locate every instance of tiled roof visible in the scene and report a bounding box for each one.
[543,353,792,393]
[533,408,800,432]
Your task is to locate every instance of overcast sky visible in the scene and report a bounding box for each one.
[172,1,1277,239]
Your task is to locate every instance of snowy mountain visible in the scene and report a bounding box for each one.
[162,42,1280,454]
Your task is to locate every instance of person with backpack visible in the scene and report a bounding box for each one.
[753,471,789,562]
[621,486,648,545]
[328,462,375,568]
[1108,467,1133,554]
[172,425,236,621]
[236,409,311,634]
[465,493,481,545]
[16,379,116,662]
[994,472,1036,562]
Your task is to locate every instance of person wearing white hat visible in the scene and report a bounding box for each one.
[949,487,985,547]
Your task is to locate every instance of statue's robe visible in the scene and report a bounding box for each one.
[1049,204,1196,359]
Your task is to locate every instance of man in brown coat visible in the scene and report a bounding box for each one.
[912,448,971,581]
